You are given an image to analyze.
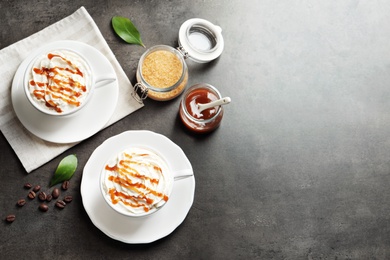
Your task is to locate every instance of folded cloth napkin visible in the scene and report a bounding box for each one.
[0,6,143,173]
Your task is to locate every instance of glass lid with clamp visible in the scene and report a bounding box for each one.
[133,18,224,102]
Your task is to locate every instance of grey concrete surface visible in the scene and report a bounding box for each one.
[1,0,390,259]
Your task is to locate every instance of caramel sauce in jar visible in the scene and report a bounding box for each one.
[179,83,224,133]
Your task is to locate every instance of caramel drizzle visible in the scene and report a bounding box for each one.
[29,53,86,113]
[105,152,169,212]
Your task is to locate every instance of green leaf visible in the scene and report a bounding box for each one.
[50,154,78,186]
[112,16,145,47]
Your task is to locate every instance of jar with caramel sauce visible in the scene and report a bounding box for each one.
[133,18,224,102]
[179,83,224,133]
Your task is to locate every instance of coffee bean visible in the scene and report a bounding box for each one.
[24,183,32,189]
[38,191,47,201]
[28,191,36,199]
[46,194,53,202]
[5,214,16,223]
[61,181,70,190]
[17,199,26,207]
[33,185,41,192]
[63,195,73,203]
[52,188,60,199]
[39,203,49,212]
[55,200,66,209]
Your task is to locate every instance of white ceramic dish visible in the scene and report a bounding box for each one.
[11,40,119,143]
[81,130,195,244]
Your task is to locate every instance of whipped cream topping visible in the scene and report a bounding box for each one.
[28,50,92,114]
[101,147,173,215]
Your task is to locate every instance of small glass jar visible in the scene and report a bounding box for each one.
[132,18,224,103]
[135,45,188,101]
[179,83,224,133]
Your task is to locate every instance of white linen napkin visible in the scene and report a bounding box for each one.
[0,6,144,173]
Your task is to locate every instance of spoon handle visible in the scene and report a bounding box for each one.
[198,97,231,113]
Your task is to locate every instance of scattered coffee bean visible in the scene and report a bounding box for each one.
[12,180,76,219]
[28,191,36,199]
[5,214,16,223]
[38,191,47,201]
[61,181,70,190]
[17,199,26,207]
[24,183,32,189]
[46,194,53,202]
[52,188,60,199]
[63,195,73,203]
[55,200,66,209]
[33,185,41,192]
[39,203,49,212]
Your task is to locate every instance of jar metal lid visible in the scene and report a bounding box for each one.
[178,18,224,63]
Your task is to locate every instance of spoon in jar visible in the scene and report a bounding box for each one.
[197,97,231,113]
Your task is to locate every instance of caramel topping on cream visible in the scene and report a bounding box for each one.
[101,148,173,215]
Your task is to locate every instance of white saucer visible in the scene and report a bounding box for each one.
[11,40,119,143]
[80,130,195,244]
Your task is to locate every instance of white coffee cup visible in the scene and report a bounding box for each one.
[100,147,175,218]
[24,48,116,117]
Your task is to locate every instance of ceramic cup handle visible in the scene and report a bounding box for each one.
[173,169,194,181]
[94,73,117,88]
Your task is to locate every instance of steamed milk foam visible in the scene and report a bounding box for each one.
[101,147,173,216]
[28,50,92,114]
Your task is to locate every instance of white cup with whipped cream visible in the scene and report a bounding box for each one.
[24,49,116,117]
[100,147,174,217]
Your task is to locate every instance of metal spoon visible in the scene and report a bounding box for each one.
[197,97,231,113]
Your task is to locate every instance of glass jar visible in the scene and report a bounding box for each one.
[135,45,188,101]
[179,83,224,133]
[132,18,224,103]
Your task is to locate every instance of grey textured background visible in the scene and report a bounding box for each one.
[1,1,390,259]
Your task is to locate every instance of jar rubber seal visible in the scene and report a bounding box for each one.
[178,18,224,63]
